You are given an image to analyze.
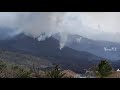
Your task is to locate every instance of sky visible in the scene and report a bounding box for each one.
[0,12,120,32]
[0,12,120,42]
[61,12,120,33]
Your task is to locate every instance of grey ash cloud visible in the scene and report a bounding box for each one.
[0,12,120,48]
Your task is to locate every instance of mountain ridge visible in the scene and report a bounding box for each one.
[0,33,103,73]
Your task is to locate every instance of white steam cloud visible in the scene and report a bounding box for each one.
[0,12,66,49]
[15,12,65,37]
[0,12,120,49]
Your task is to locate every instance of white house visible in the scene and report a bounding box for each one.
[117,69,120,72]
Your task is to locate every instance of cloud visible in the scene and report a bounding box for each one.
[15,12,65,38]
[0,12,120,48]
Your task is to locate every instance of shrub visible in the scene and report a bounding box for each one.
[96,60,112,78]
[46,65,65,78]
[0,61,7,70]
[14,67,32,78]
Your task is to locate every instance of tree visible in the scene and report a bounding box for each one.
[0,61,7,70]
[96,60,112,78]
[46,64,65,78]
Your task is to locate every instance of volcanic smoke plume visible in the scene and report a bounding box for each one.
[1,12,120,49]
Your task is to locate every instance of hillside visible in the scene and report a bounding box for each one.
[62,34,120,60]
[0,48,52,68]
[0,33,103,73]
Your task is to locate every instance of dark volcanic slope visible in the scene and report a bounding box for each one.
[0,34,103,73]
[64,34,120,60]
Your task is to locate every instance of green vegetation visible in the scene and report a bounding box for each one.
[0,60,116,78]
[0,61,7,70]
[0,61,31,78]
[12,65,31,78]
[46,65,65,78]
[96,60,112,78]
[0,62,65,78]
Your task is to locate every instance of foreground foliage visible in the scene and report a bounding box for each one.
[46,65,65,78]
[96,60,112,78]
[0,61,31,78]
[0,61,66,78]
[0,60,116,78]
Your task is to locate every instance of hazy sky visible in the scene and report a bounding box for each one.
[0,12,120,42]
[0,12,120,32]
[61,12,120,33]
[0,12,118,30]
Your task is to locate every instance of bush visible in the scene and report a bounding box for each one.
[14,66,32,78]
[0,61,7,70]
[46,65,65,78]
[11,65,19,70]
[96,60,112,78]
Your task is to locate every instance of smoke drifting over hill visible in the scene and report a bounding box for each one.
[0,12,66,48]
[0,12,120,49]
[15,12,65,37]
